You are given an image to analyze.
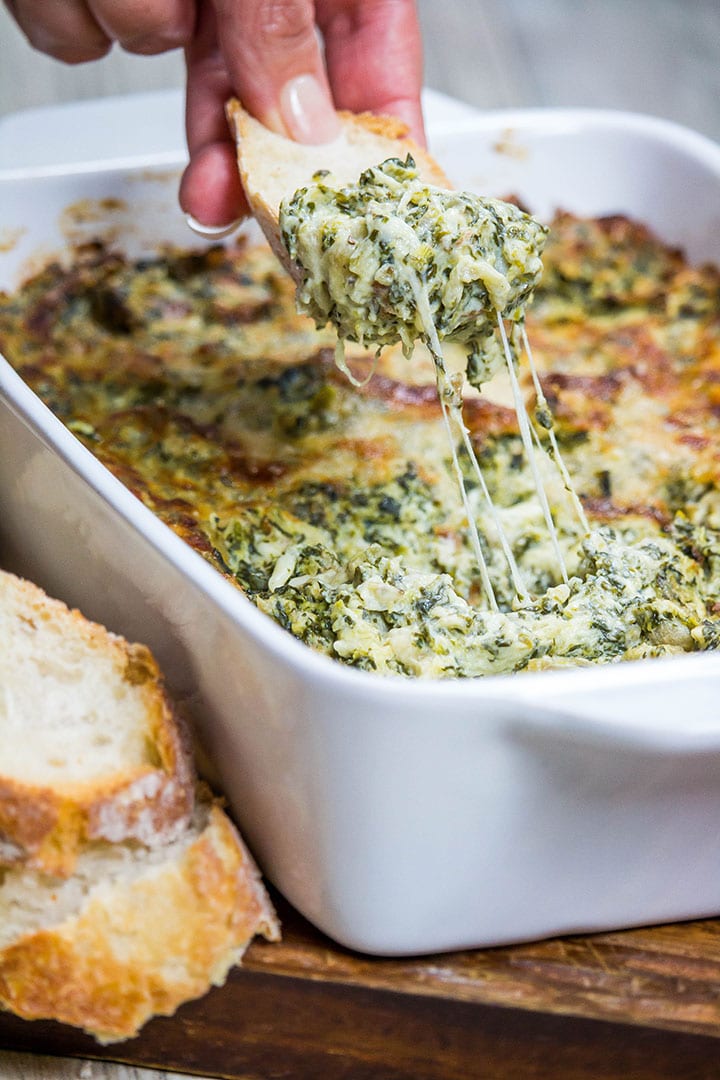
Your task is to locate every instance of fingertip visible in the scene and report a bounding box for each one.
[179,141,250,229]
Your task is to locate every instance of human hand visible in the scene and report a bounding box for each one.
[5,0,425,232]
[183,0,425,230]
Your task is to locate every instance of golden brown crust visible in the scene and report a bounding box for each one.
[0,571,194,877]
[0,803,280,1044]
[334,109,449,186]
[338,109,410,140]
[0,781,66,862]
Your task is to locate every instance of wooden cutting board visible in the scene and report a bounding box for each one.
[3,893,720,1079]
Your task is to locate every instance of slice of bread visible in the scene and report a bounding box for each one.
[0,795,280,1043]
[226,100,450,281]
[0,570,194,877]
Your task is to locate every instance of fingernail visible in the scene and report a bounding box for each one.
[184,214,243,239]
[280,74,340,144]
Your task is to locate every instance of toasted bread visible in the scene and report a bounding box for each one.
[0,570,194,877]
[0,796,280,1043]
[226,99,449,279]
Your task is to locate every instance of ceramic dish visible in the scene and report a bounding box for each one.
[2,97,720,955]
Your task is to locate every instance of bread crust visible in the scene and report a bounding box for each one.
[225,99,450,280]
[0,571,194,876]
[0,802,280,1043]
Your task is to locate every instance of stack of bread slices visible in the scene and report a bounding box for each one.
[0,569,279,1044]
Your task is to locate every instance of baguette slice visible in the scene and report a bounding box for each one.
[226,99,450,280]
[0,796,280,1043]
[0,570,194,877]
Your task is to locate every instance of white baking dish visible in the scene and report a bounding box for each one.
[2,96,720,955]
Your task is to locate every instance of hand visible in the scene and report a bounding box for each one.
[5,0,425,230]
[182,0,425,229]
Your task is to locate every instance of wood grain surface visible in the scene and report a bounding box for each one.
[2,2,720,1077]
[4,896,720,1078]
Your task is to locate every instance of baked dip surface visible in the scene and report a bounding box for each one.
[1,212,719,676]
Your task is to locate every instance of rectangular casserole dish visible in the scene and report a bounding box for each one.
[2,95,720,955]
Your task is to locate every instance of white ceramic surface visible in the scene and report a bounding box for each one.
[0,86,477,172]
[2,97,720,954]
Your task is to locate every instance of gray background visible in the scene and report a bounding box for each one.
[2,1,720,142]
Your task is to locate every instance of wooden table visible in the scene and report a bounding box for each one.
[4,895,720,1079]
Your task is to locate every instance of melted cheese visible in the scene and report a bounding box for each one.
[280,155,581,606]
[277,157,717,657]
[2,213,719,678]
[280,156,554,606]
[280,156,546,364]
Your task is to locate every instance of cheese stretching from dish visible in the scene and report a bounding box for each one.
[281,156,556,607]
[1,213,719,676]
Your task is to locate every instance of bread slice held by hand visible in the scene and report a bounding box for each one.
[0,571,194,877]
[0,795,280,1044]
[226,99,449,280]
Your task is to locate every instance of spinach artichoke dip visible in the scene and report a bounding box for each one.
[1,212,719,677]
[280,156,546,377]
[280,157,555,607]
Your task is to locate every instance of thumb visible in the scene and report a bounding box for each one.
[213,0,340,144]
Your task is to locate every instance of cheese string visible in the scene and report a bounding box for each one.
[281,159,588,607]
[412,276,529,608]
[435,371,500,612]
[391,284,583,607]
[436,354,529,604]
[384,185,578,603]
[334,337,379,388]
[521,325,590,535]
[497,315,569,586]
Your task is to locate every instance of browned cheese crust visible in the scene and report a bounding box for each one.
[0,210,719,671]
[527,213,720,515]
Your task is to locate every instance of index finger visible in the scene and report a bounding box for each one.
[317,0,425,145]
[213,0,339,142]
